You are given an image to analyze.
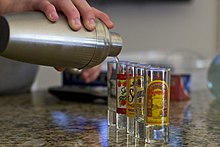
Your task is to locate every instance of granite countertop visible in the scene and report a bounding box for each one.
[0,89,220,146]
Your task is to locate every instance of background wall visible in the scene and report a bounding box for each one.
[32,0,219,91]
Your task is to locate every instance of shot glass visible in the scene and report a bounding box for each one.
[116,61,130,130]
[134,64,148,139]
[145,67,171,144]
[126,62,139,135]
[107,61,117,126]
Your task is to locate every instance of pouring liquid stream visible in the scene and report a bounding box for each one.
[114,56,120,64]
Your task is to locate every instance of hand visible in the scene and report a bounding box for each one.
[62,64,101,83]
[80,64,101,83]
[0,0,114,31]
[46,0,114,31]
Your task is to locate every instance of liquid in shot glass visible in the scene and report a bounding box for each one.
[145,67,171,144]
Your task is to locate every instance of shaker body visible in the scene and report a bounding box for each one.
[0,12,122,69]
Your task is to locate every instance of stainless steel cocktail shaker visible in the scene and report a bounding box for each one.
[0,12,122,69]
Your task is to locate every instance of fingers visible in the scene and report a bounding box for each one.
[92,7,114,29]
[33,0,114,31]
[72,0,114,30]
[80,65,101,83]
[72,0,96,31]
[32,0,59,22]
[34,0,82,30]
[54,67,65,71]
[50,0,96,31]
[51,0,82,30]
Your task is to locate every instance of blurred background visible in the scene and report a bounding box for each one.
[32,0,219,92]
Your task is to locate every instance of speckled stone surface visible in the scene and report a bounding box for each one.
[0,90,220,146]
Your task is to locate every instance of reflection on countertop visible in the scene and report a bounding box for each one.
[0,90,219,146]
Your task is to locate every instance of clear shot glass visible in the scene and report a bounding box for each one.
[107,61,117,126]
[126,62,139,135]
[134,64,148,139]
[145,67,171,144]
[116,61,130,130]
